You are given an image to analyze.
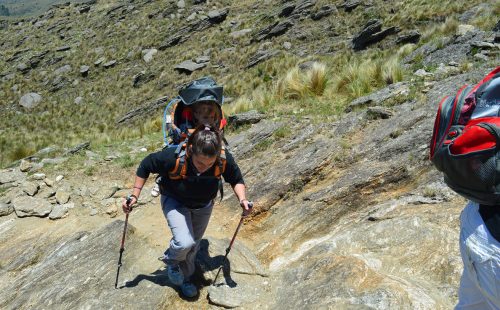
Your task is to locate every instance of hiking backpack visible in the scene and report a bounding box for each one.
[160,77,228,188]
[162,76,227,147]
[430,66,500,205]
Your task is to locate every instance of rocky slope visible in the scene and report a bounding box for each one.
[1,63,499,309]
[0,0,499,309]
[1,0,496,165]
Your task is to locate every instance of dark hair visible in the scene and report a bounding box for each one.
[188,124,222,157]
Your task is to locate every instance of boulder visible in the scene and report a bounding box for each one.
[55,191,70,204]
[64,141,90,156]
[117,96,169,125]
[49,203,69,220]
[94,57,105,66]
[293,0,315,16]
[21,182,39,196]
[345,82,410,112]
[142,48,157,63]
[80,65,90,77]
[174,60,206,74]
[29,51,48,68]
[133,71,155,88]
[230,28,252,39]
[19,160,33,172]
[37,186,56,199]
[106,204,118,218]
[54,64,72,75]
[103,60,117,68]
[352,19,399,50]
[344,0,361,12]
[79,5,91,13]
[55,45,71,52]
[207,8,228,24]
[158,34,187,50]
[253,20,294,42]
[228,110,266,127]
[0,169,25,185]
[278,3,295,17]
[311,5,337,21]
[32,173,46,181]
[0,202,14,216]
[194,55,210,64]
[13,196,53,217]
[246,50,279,68]
[19,93,42,109]
[16,63,30,74]
[366,106,394,120]
[396,30,421,45]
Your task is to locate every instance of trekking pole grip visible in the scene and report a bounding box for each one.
[241,201,253,216]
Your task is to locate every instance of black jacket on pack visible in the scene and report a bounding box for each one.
[136,147,244,208]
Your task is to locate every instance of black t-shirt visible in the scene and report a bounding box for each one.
[479,205,500,242]
[136,147,244,208]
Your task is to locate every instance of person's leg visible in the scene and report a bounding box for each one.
[456,269,490,310]
[456,202,500,309]
[160,195,197,284]
[182,201,214,279]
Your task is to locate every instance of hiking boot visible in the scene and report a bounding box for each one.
[181,281,198,298]
[167,264,184,286]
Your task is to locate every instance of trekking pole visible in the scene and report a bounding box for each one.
[114,196,132,289]
[213,201,253,285]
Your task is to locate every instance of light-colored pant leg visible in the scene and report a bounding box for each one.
[183,205,213,277]
[455,201,500,310]
[456,264,491,310]
[161,195,213,278]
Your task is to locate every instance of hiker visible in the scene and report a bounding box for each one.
[429,67,500,309]
[122,124,251,298]
[150,100,221,197]
[151,77,225,198]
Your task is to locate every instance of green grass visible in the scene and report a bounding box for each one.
[0,0,493,167]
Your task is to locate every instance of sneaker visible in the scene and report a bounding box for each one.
[181,281,198,298]
[151,183,160,197]
[167,264,184,286]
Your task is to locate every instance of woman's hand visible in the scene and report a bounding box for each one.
[122,195,138,214]
[240,199,253,216]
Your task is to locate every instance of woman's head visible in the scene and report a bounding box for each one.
[187,125,222,173]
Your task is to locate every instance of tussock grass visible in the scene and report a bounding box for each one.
[470,2,500,30]
[275,62,329,100]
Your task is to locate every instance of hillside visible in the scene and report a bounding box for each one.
[0,0,89,17]
[0,0,496,166]
[0,0,499,309]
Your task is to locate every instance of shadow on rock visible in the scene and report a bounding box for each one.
[123,268,197,301]
[196,238,237,288]
[122,239,235,301]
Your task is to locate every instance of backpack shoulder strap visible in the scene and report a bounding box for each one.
[214,146,227,178]
[169,142,189,180]
[213,147,227,201]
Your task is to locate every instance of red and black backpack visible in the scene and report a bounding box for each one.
[430,66,500,205]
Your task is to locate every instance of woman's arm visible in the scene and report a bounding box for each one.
[122,176,147,213]
[232,183,251,215]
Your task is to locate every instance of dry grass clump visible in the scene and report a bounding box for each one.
[276,62,329,100]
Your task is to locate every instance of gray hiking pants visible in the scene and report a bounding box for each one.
[161,194,213,278]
